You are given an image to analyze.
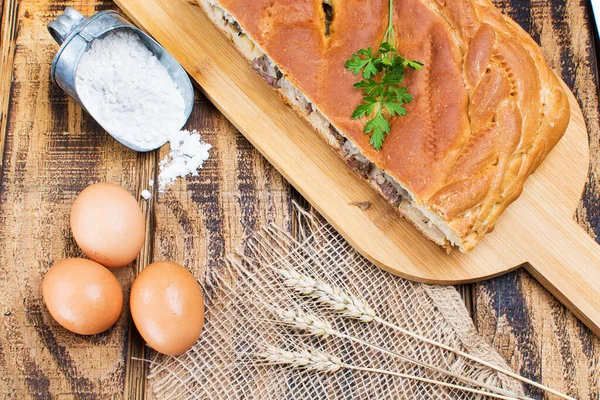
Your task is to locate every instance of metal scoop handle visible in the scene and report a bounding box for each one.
[48,7,86,45]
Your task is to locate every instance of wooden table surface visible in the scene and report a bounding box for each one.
[0,0,599,399]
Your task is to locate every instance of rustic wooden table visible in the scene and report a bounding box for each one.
[0,0,599,399]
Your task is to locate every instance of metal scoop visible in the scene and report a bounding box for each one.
[48,7,194,152]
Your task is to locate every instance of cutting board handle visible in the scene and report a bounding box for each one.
[525,218,600,335]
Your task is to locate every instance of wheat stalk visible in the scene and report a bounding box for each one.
[278,309,530,400]
[258,345,522,400]
[279,309,332,337]
[277,268,575,400]
[278,268,379,322]
[259,346,343,373]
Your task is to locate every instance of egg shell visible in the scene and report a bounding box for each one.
[42,258,124,335]
[130,261,204,356]
[71,182,145,268]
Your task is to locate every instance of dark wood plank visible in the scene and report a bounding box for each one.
[123,151,157,400]
[0,0,18,181]
[474,1,600,399]
[0,0,20,394]
[0,1,137,397]
[145,91,292,398]
[0,1,292,398]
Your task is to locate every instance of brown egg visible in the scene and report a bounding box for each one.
[42,258,123,335]
[71,182,145,268]
[130,261,204,356]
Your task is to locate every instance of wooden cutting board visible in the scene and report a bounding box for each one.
[115,0,600,336]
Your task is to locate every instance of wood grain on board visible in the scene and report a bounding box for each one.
[0,0,598,400]
[477,1,600,399]
[115,0,596,291]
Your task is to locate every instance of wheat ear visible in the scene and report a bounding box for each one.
[258,345,521,400]
[278,268,575,400]
[260,346,343,373]
[278,268,379,322]
[278,309,530,400]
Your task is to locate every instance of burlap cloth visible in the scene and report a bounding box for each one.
[146,206,524,399]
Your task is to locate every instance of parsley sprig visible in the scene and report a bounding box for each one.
[345,0,423,150]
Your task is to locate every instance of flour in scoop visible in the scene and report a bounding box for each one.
[76,30,187,149]
[158,130,212,191]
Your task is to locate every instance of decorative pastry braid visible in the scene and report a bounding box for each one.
[198,0,569,251]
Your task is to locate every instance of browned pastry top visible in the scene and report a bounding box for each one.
[218,0,570,249]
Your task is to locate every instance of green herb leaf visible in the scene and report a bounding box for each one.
[344,0,422,150]
[353,80,372,89]
[382,72,402,85]
[405,60,424,70]
[393,87,413,103]
[363,61,378,79]
[379,42,396,54]
[357,47,373,57]
[381,57,393,67]
[352,102,377,119]
[364,112,389,151]
[384,102,407,117]
[345,55,370,75]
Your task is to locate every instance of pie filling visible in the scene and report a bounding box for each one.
[199,0,465,250]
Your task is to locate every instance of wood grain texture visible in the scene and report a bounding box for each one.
[146,92,292,398]
[0,2,291,399]
[475,1,600,399]
[0,0,19,184]
[0,1,137,397]
[123,150,156,400]
[114,0,592,283]
[0,0,20,395]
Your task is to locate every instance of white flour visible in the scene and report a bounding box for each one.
[76,30,187,149]
[141,189,152,200]
[158,130,212,191]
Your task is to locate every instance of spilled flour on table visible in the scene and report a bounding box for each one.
[75,31,211,191]
[158,130,212,191]
[141,190,152,200]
